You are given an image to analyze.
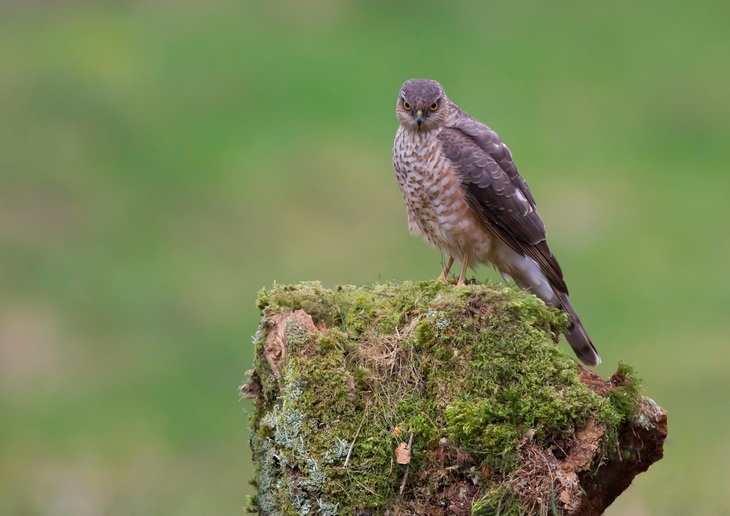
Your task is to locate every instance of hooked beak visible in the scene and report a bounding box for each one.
[415,109,424,126]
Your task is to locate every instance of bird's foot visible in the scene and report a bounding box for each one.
[437,275,461,285]
[437,257,455,284]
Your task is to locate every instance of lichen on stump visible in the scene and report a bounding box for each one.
[242,281,667,515]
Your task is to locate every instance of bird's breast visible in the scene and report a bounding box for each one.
[392,127,493,259]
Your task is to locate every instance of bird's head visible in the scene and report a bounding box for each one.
[396,79,449,132]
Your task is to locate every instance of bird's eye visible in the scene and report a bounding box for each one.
[403,101,411,111]
[430,101,439,111]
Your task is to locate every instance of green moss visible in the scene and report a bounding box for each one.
[445,399,520,471]
[247,281,647,514]
[608,361,644,421]
[472,485,524,515]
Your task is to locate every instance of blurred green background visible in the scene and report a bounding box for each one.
[1,0,728,513]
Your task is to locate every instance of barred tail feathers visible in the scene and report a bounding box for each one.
[555,290,600,367]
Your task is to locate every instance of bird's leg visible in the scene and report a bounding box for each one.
[457,253,470,286]
[437,256,454,284]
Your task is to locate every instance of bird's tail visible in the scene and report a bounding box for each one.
[554,291,601,367]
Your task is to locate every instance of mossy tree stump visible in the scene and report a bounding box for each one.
[242,281,667,515]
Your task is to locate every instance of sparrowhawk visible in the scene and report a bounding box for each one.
[392,78,600,366]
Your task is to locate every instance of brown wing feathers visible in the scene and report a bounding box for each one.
[437,116,568,295]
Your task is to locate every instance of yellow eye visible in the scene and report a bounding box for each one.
[430,101,439,111]
[403,101,411,111]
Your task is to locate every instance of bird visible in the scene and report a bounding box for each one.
[391,78,600,366]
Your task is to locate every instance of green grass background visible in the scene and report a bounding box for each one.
[1,0,728,513]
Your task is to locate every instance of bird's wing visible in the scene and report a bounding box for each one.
[437,114,568,293]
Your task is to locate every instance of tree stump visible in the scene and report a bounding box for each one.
[242,281,667,515]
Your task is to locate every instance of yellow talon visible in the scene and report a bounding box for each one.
[438,256,454,284]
